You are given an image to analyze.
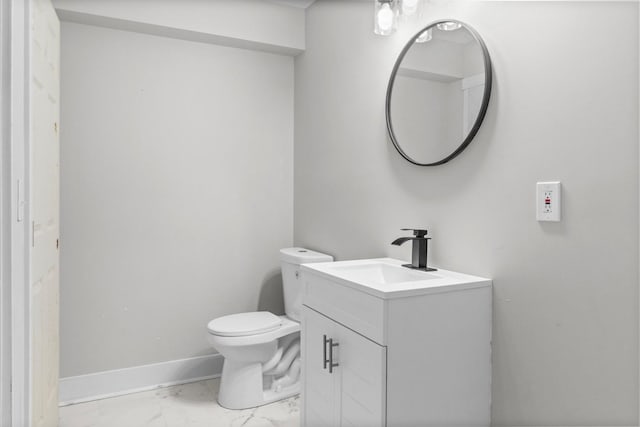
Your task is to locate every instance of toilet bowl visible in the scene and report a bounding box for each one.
[206,248,333,410]
[207,312,301,409]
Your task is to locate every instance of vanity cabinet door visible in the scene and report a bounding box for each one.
[336,320,387,427]
[302,305,340,427]
[302,305,387,427]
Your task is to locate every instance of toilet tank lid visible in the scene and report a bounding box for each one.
[207,311,282,337]
[280,247,333,265]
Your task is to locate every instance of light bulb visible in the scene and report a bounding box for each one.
[377,3,394,32]
[415,28,432,43]
[436,21,462,31]
[402,0,419,16]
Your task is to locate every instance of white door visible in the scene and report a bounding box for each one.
[461,73,486,136]
[29,0,60,425]
[0,0,11,425]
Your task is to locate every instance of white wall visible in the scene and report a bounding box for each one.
[294,1,638,425]
[60,22,294,377]
[53,0,305,55]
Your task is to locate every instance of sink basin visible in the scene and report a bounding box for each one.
[329,262,440,285]
[301,258,491,299]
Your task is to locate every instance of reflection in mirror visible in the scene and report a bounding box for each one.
[386,21,491,166]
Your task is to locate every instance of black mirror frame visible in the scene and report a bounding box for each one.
[385,19,493,166]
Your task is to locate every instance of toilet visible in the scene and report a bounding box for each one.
[207,247,333,410]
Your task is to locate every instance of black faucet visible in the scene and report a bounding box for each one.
[391,228,437,272]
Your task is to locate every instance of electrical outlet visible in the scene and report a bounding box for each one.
[536,181,561,222]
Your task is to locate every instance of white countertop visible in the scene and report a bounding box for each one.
[301,257,491,299]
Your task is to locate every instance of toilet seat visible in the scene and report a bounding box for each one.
[207,311,282,337]
[207,315,300,349]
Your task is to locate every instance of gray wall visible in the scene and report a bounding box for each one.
[60,22,294,377]
[294,1,638,425]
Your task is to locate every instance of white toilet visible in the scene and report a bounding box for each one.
[207,247,333,410]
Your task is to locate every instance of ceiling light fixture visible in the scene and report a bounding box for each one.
[401,0,419,17]
[436,21,462,31]
[415,28,432,43]
[374,0,398,35]
[374,0,429,36]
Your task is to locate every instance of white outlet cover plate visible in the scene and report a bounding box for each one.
[536,181,561,222]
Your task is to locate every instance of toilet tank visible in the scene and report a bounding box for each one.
[280,248,333,321]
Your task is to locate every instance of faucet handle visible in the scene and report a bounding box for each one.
[400,228,428,238]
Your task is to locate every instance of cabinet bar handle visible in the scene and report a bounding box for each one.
[328,339,339,373]
[323,334,329,370]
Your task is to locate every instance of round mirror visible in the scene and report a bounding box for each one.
[386,20,492,166]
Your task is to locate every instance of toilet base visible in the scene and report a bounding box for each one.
[217,358,300,410]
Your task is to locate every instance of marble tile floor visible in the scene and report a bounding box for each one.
[59,378,300,427]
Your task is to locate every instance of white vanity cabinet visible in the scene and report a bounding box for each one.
[300,258,492,427]
[302,305,386,427]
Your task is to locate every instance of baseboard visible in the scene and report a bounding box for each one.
[59,353,224,406]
